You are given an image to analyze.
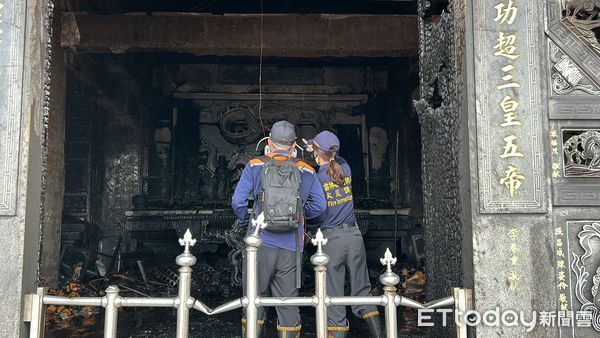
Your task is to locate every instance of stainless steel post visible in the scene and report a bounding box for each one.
[311,229,329,338]
[244,213,266,338]
[28,287,46,338]
[379,249,400,338]
[103,285,120,338]
[176,229,198,338]
[454,288,472,338]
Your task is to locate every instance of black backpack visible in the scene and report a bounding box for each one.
[257,155,302,232]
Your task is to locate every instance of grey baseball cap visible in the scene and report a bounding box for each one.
[269,120,296,146]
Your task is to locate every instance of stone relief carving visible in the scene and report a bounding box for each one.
[571,221,600,331]
[563,130,600,176]
[550,41,600,95]
[563,0,600,53]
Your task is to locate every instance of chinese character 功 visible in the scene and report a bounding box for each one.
[500,135,524,158]
[494,32,520,59]
[494,0,518,25]
[500,165,526,197]
[497,64,520,89]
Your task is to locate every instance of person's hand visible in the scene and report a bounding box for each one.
[302,138,314,153]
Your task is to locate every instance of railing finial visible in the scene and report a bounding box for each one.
[178,229,197,254]
[311,228,328,254]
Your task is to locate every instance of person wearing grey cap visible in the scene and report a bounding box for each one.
[232,120,326,337]
[306,131,383,338]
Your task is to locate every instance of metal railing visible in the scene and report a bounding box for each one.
[24,214,472,338]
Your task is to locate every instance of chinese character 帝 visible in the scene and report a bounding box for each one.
[500,165,526,197]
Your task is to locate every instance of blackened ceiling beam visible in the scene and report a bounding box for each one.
[61,12,418,57]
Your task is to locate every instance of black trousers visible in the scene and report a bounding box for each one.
[242,245,301,328]
[321,224,379,327]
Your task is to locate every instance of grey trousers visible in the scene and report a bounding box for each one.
[242,245,301,328]
[321,225,379,327]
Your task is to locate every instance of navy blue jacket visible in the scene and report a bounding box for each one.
[308,156,357,229]
[231,150,327,251]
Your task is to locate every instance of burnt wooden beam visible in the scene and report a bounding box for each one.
[61,12,418,57]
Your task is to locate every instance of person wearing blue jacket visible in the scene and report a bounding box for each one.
[232,120,326,338]
[306,131,383,338]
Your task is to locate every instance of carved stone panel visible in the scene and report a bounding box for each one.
[554,220,600,337]
[0,0,26,216]
[473,0,547,213]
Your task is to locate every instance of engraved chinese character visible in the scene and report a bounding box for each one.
[550,139,558,147]
[557,270,566,281]
[510,255,519,265]
[494,32,520,59]
[552,163,560,170]
[508,228,518,240]
[557,248,564,257]
[560,303,569,312]
[552,170,560,178]
[509,271,518,281]
[555,228,564,236]
[557,281,568,290]
[494,0,518,25]
[559,293,567,303]
[499,96,522,127]
[500,135,524,158]
[550,130,558,138]
[500,165,526,197]
[552,147,559,155]
[557,260,565,269]
[497,65,520,89]
[556,238,563,247]
[510,243,519,253]
[509,280,519,291]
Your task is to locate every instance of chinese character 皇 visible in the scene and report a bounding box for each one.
[510,255,519,265]
[555,227,564,236]
[557,270,566,281]
[494,32,520,60]
[558,311,573,327]
[500,165,526,198]
[557,281,568,290]
[494,0,518,25]
[557,260,565,269]
[500,135,524,158]
[499,96,522,127]
[497,64,520,89]
[508,228,518,240]
[576,311,592,327]
[510,243,519,253]
[538,311,556,327]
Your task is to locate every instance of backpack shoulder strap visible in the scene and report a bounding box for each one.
[292,159,315,174]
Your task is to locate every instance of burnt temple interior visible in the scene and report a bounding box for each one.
[41,0,449,336]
